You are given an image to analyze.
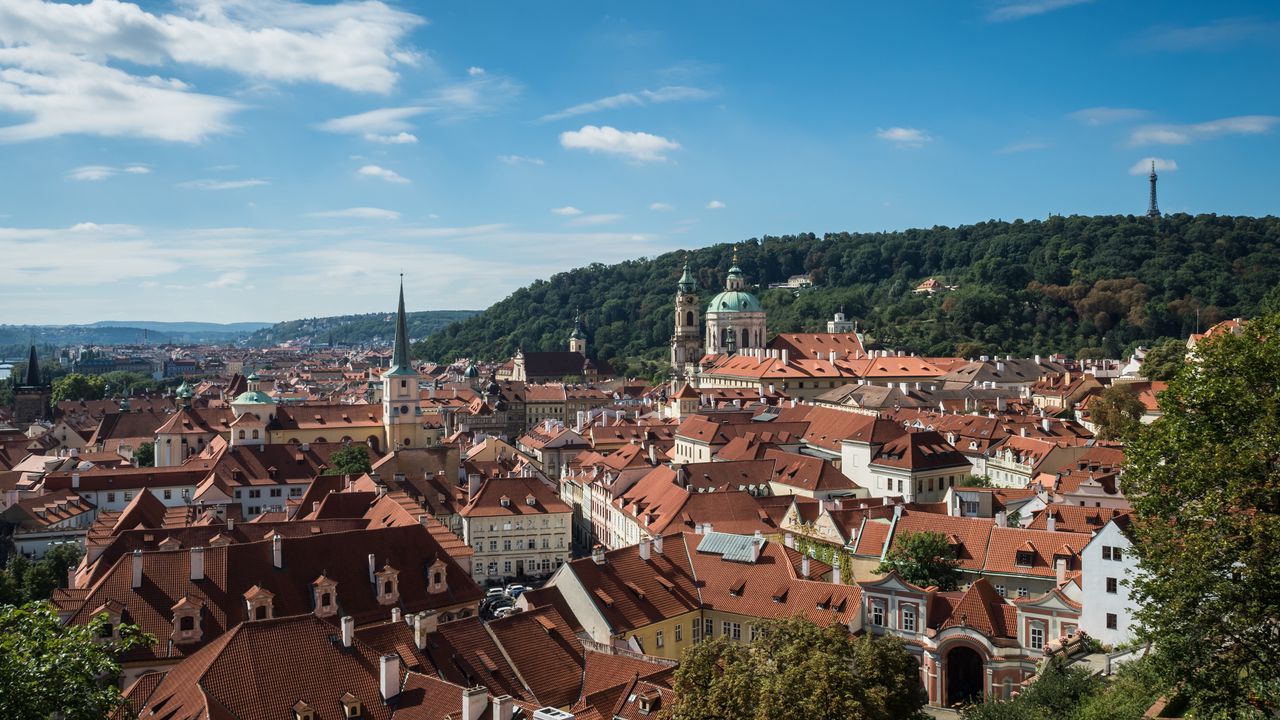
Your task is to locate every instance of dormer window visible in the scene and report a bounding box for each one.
[427,558,448,594]
[243,585,274,620]
[170,596,204,644]
[637,689,661,715]
[374,564,400,605]
[1016,550,1035,567]
[340,692,362,719]
[293,700,316,720]
[312,574,338,618]
[525,494,536,506]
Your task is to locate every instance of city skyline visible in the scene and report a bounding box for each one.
[2,0,1278,324]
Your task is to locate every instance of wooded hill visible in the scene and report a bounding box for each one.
[248,310,478,347]
[414,214,1280,379]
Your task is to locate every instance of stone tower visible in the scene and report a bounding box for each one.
[382,276,422,451]
[568,312,587,355]
[13,345,50,424]
[670,260,702,376]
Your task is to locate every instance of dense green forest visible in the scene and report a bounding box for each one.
[248,309,479,347]
[415,214,1280,378]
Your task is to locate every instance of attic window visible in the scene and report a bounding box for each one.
[525,494,536,506]
[500,495,511,508]
[729,578,746,597]
[340,693,362,719]
[771,586,788,603]
[294,700,316,720]
[1015,550,1035,567]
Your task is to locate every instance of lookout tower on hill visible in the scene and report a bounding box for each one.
[1147,161,1160,218]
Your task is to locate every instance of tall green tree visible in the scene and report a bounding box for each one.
[876,530,962,591]
[1122,313,1280,718]
[1139,338,1186,381]
[49,373,105,403]
[0,544,82,605]
[322,445,374,476]
[669,616,927,720]
[1088,384,1147,441]
[133,442,155,468]
[0,602,152,720]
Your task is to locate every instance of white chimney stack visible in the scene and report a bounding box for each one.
[1047,515,1057,533]
[380,653,401,701]
[190,547,204,581]
[341,615,354,647]
[801,555,811,579]
[368,553,377,582]
[72,472,80,489]
[462,686,488,720]
[639,536,651,561]
[652,535,663,555]
[996,510,1008,527]
[272,533,283,569]
[391,608,402,623]
[131,549,143,589]
[1055,558,1067,586]
[492,695,514,720]
[784,532,795,549]
[832,560,842,585]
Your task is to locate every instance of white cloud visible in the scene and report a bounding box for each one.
[498,155,544,165]
[1138,18,1280,52]
[309,207,401,220]
[540,85,712,122]
[1070,107,1148,126]
[357,164,409,183]
[876,127,933,148]
[551,206,583,216]
[365,132,418,144]
[1129,158,1178,175]
[560,125,680,162]
[178,178,269,190]
[996,141,1049,154]
[67,164,152,181]
[1129,115,1280,146]
[468,66,486,76]
[705,200,726,210]
[317,106,428,134]
[649,202,674,211]
[206,271,248,289]
[987,0,1092,22]
[567,213,623,227]
[0,0,424,94]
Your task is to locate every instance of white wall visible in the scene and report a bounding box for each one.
[1080,521,1140,646]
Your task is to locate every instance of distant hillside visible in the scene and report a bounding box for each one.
[0,322,265,352]
[247,310,479,347]
[415,214,1280,378]
[83,320,271,333]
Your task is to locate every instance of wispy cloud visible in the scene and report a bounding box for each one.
[366,132,417,144]
[1137,17,1280,52]
[309,207,401,220]
[876,127,933,148]
[357,164,410,183]
[550,206,583,216]
[205,271,249,289]
[705,200,726,210]
[567,213,623,227]
[1070,107,1148,126]
[1129,158,1177,175]
[498,155,545,166]
[996,141,1049,154]
[68,164,151,181]
[468,66,486,76]
[649,202,674,211]
[560,125,680,162]
[177,178,269,190]
[987,0,1092,22]
[540,85,712,122]
[1129,115,1280,146]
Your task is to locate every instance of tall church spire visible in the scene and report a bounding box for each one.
[387,275,414,375]
[1147,161,1160,218]
[23,345,40,387]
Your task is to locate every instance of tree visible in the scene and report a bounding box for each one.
[1121,313,1280,718]
[49,373,105,403]
[876,530,961,591]
[0,544,83,605]
[1087,384,1145,441]
[322,445,373,476]
[1140,338,1186,381]
[669,616,927,720]
[0,602,152,720]
[132,441,155,468]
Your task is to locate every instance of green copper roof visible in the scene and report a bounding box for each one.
[708,290,763,313]
[677,262,697,293]
[385,276,417,377]
[176,381,193,399]
[232,390,276,405]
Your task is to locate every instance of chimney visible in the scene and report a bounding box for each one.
[704,522,713,535]
[467,473,482,500]
[391,608,402,623]
[781,349,789,365]
[832,560,842,585]
[301,441,309,452]
[639,536,651,561]
[492,695,515,720]
[190,547,205,581]
[996,510,1008,527]
[413,611,438,649]
[380,653,401,701]
[1047,515,1057,533]
[653,535,664,555]
[368,553,377,583]
[72,472,80,489]
[462,686,488,720]
[647,444,657,466]
[591,545,606,565]
[131,549,143,589]
[341,615,354,647]
[272,533,283,568]
[801,555,811,579]
[1020,427,1027,437]
[784,532,795,549]
[1055,557,1067,586]
[1041,418,1051,433]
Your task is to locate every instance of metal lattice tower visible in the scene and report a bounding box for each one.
[1147,161,1160,218]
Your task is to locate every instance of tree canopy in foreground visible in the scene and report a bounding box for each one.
[669,615,927,720]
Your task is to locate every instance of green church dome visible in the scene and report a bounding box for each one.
[232,390,276,405]
[708,290,763,313]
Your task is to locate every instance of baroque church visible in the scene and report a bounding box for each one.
[670,250,768,382]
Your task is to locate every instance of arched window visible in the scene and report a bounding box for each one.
[741,328,750,349]
[254,606,267,620]
[179,616,194,631]
[685,310,694,327]
[251,429,259,439]
[237,430,245,439]
[321,592,331,607]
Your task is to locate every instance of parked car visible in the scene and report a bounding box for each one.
[505,584,529,598]
[485,587,507,599]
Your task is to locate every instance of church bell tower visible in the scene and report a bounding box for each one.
[670,259,702,377]
[382,276,422,450]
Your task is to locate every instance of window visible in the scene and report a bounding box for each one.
[693,623,701,643]
[1106,613,1118,630]
[675,624,682,642]
[503,540,512,551]
[1112,546,1122,562]
[503,561,512,573]
[489,541,497,552]
[542,538,550,549]
[704,619,713,639]
[655,630,664,648]
[731,623,741,641]
[107,492,116,503]
[249,489,261,499]
[1106,577,1118,594]
[901,605,916,632]
[1015,551,1034,567]
[995,585,1006,597]
[163,489,172,500]
[722,621,731,638]
[270,488,282,497]
[1029,623,1044,650]
[123,492,132,501]
[179,616,194,631]
[750,624,759,641]
[871,603,884,626]
[1017,587,1029,598]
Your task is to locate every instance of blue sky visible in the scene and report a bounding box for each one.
[1,0,1277,324]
